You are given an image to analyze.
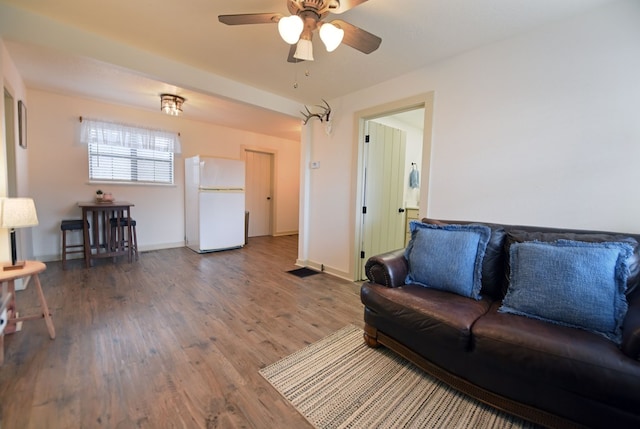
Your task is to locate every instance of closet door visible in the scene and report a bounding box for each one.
[245,150,274,237]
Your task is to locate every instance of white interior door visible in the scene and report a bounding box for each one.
[360,121,407,280]
[245,150,273,237]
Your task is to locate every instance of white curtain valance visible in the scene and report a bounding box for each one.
[80,118,181,154]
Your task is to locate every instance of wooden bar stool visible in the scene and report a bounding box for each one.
[61,219,88,269]
[109,218,138,261]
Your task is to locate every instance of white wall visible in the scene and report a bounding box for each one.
[300,0,640,280]
[27,89,300,262]
[1,40,30,263]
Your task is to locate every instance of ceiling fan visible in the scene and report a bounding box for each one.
[218,0,382,62]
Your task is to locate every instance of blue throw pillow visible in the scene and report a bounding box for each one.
[404,222,491,300]
[500,240,632,344]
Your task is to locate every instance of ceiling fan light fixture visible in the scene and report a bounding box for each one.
[160,94,185,116]
[294,38,314,61]
[319,22,344,52]
[218,0,382,63]
[278,15,304,44]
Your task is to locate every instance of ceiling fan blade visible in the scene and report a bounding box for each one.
[218,13,282,25]
[329,0,370,14]
[332,20,381,54]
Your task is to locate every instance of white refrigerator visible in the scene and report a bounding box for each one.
[185,155,246,253]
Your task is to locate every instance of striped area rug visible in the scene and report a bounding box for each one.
[260,325,539,429]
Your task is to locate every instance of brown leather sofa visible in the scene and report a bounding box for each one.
[361,219,640,429]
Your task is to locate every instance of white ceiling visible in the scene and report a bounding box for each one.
[0,0,619,140]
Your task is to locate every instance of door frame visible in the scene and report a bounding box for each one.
[243,146,277,237]
[352,92,435,280]
[4,89,17,198]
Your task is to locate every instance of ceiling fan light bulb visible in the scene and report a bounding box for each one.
[320,22,344,52]
[278,15,303,44]
[294,38,314,61]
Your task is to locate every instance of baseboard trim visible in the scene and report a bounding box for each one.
[37,242,186,264]
[140,242,185,252]
[295,259,352,282]
[273,231,298,237]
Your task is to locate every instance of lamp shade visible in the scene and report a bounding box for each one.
[278,15,304,44]
[319,22,344,52]
[294,38,314,61]
[0,198,38,229]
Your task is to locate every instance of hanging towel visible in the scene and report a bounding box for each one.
[409,168,420,188]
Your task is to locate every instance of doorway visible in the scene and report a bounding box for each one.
[245,149,274,237]
[4,89,17,197]
[354,93,434,281]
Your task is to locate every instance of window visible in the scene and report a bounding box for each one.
[88,143,174,184]
[80,118,181,185]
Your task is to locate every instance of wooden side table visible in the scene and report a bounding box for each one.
[0,261,56,364]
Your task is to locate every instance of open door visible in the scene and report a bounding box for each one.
[359,121,406,280]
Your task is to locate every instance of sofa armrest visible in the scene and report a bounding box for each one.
[364,248,408,287]
[622,290,640,360]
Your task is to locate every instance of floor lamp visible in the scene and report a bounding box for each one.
[0,198,39,271]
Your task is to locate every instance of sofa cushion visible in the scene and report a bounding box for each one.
[405,222,491,299]
[472,303,640,417]
[361,283,492,353]
[500,239,632,344]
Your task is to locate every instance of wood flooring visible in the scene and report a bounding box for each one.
[0,235,364,428]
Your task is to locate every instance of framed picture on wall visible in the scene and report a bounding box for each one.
[18,100,27,149]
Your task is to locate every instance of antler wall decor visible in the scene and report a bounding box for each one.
[300,99,331,125]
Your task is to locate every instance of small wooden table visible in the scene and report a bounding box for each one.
[0,261,56,365]
[78,201,135,268]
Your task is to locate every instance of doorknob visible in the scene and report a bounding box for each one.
[398,208,405,213]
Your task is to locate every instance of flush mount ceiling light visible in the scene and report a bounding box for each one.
[219,0,381,63]
[160,94,185,116]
